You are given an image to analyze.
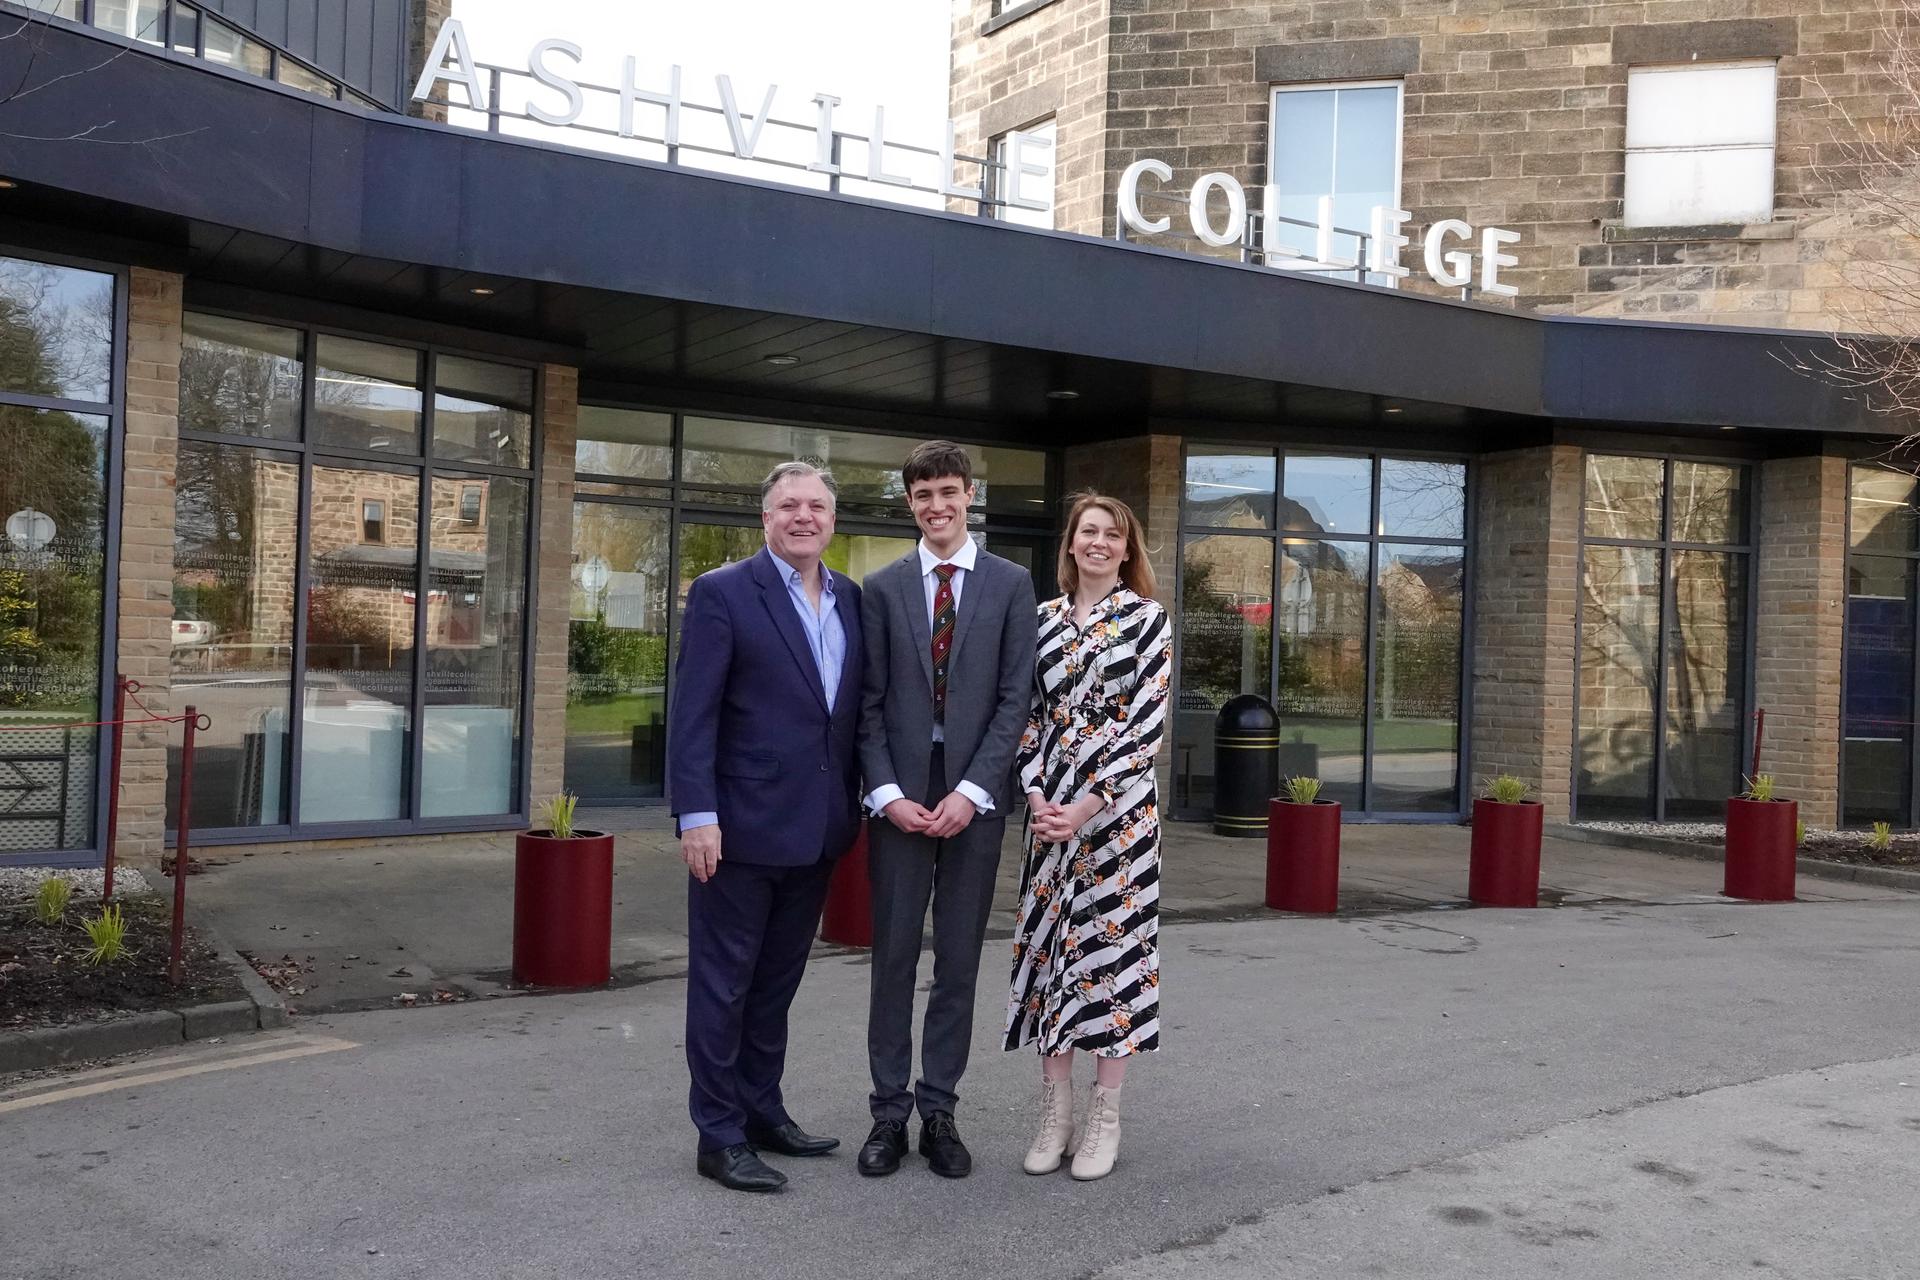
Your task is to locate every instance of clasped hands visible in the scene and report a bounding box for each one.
[882,791,977,839]
[1027,790,1105,844]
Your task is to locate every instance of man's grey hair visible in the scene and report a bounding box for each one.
[761,459,838,511]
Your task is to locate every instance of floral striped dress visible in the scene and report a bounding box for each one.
[1004,587,1172,1059]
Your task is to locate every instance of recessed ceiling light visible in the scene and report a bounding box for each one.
[1046,389,1079,401]
[764,354,801,366]
[0,179,16,189]
[1720,425,1737,431]
[1383,406,1403,414]
[469,286,495,296]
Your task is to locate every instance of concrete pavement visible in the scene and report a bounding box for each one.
[184,812,1903,1013]
[3,887,1919,1280]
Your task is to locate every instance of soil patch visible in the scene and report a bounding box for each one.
[0,892,246,1033]
[1576,821,1920,869]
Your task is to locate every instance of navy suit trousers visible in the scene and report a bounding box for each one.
[686,856,836,1152]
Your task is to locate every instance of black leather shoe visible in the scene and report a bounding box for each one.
[745,1121,840,1157]
[919,1112,972,1179]
[856,1118,909,1177]
[696,1143,787,1193]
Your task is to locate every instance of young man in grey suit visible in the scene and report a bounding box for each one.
[856,440,1039,1178]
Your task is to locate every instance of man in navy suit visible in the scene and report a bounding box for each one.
[670,460,864,1193]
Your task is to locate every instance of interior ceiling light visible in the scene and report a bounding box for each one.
[1383,405,1403,414]
[0,179,16,189]
[764,353,802,366]
[468,286,495,296]
[1045,389,1079,400]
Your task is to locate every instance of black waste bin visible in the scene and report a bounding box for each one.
[1213,694,1278,838]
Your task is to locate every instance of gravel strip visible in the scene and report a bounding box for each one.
[1575,820,1920,853]
[0,867,153,902]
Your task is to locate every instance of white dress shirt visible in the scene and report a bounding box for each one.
[865,537,997,817]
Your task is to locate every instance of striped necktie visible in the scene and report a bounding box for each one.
[931,563,957,724]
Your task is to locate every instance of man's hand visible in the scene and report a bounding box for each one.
[681,825,723,882]
[882,797,935,834]
[1031,794,1105,844]
[923,790,977,839]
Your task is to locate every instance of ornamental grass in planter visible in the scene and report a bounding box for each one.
[1468,774,1544,908]
[1266,775,1341,914]
[514,792,615,987]
[1724,774,1797,903]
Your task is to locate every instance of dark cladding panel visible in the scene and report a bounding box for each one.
[195,0,409,107]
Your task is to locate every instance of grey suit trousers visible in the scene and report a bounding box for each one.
[867,744,1006,1122]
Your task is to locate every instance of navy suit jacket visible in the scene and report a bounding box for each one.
[669,548,864,867]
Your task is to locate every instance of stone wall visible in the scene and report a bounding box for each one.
[953,0,1910,323]
[117,267,184,864]
[1469,444,1581,821]
[950,0,1116,234]
[529,364,579,806]
[1752,453,1847,823]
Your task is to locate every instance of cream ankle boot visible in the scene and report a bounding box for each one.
[1070,1084,1121,1180]
[1022,1076,1075,1174]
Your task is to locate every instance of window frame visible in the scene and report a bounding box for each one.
[1265,78,1406,286]
[1171,440,1473,822]
[0,244,129,868]
[1572,450,1759,823]
[171,306,544,844]
[1840,462,1920,829]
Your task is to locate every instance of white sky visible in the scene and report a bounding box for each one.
[447,0,957,207]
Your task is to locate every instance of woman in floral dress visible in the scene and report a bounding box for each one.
[1005,491,1171,1182]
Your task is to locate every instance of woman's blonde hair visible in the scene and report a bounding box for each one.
[1056,491,1156,598]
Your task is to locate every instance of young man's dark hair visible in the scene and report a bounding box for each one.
[902,440,974,489]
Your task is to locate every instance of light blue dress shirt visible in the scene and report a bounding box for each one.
[680,551,845,834]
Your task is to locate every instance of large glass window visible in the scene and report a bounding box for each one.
[0,255,117,858]
[1577,455,1751,822]
[1844,465,1920,826]
[1175,446,1466,818]
[990,119,1056,230]
[566,407,1054,803]
[172,315,538,835]
[1267,81,1402,281]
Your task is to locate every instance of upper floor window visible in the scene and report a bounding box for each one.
[1625,61,1776,228]
[990,119,1056,230]
[1267,81,1402,283]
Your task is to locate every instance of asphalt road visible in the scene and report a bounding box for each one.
[5,893,1919,1280]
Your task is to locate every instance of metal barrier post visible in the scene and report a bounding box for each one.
[169,705,197,987]
[102,676,130,903]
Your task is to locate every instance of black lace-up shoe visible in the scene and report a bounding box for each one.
[696,1143,787,1193]
[745,1121,840,1157]
[857,1118,909,1177]
[918,1112,972,1178]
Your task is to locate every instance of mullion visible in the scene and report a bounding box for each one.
[1652,459,1674,822]
[1360,456,1381,814]
[406,352,437,821]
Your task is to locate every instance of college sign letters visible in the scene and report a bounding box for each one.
[414,20,1522,295]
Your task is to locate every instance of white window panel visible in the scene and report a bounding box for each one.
[1626,62,1776,150]
[1624,60,1777,227]
[1625,147,1775,227]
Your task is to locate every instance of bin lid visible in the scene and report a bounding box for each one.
[1215,693,1277,733]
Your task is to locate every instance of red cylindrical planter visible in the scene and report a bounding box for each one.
[513,830,614,987]
[819,821,873,947]
[1266,799,1341,913]
[1468,798,1544,907]
[1724,796,1798,902]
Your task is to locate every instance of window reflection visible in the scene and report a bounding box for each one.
[1174,535,1274,814]
[1670,461,1745,544]
[1185,446,1276,529]
[0,256,115,403]
[1665,549,1746,818]
[1584,455,1663,541]
[422,475,528,817]
[1282,455,1371,536]
[180,314,302,441]
[1578,544,1661,819]
[433,356,532,468]
[568,504,671,800]
[168,443,298,828]
[1845,465,1920,825]
[1277,539,1369,808]
[1373,543,1462,811]
[1379,459,1466,540]
[576,406,672,480]
[300,466,418,822]
[312,336,422,453]
[0,405,110,852]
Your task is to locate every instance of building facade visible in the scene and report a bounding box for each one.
[0,1,1914,872]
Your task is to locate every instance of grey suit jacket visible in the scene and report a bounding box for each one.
[858,547,1039,814]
